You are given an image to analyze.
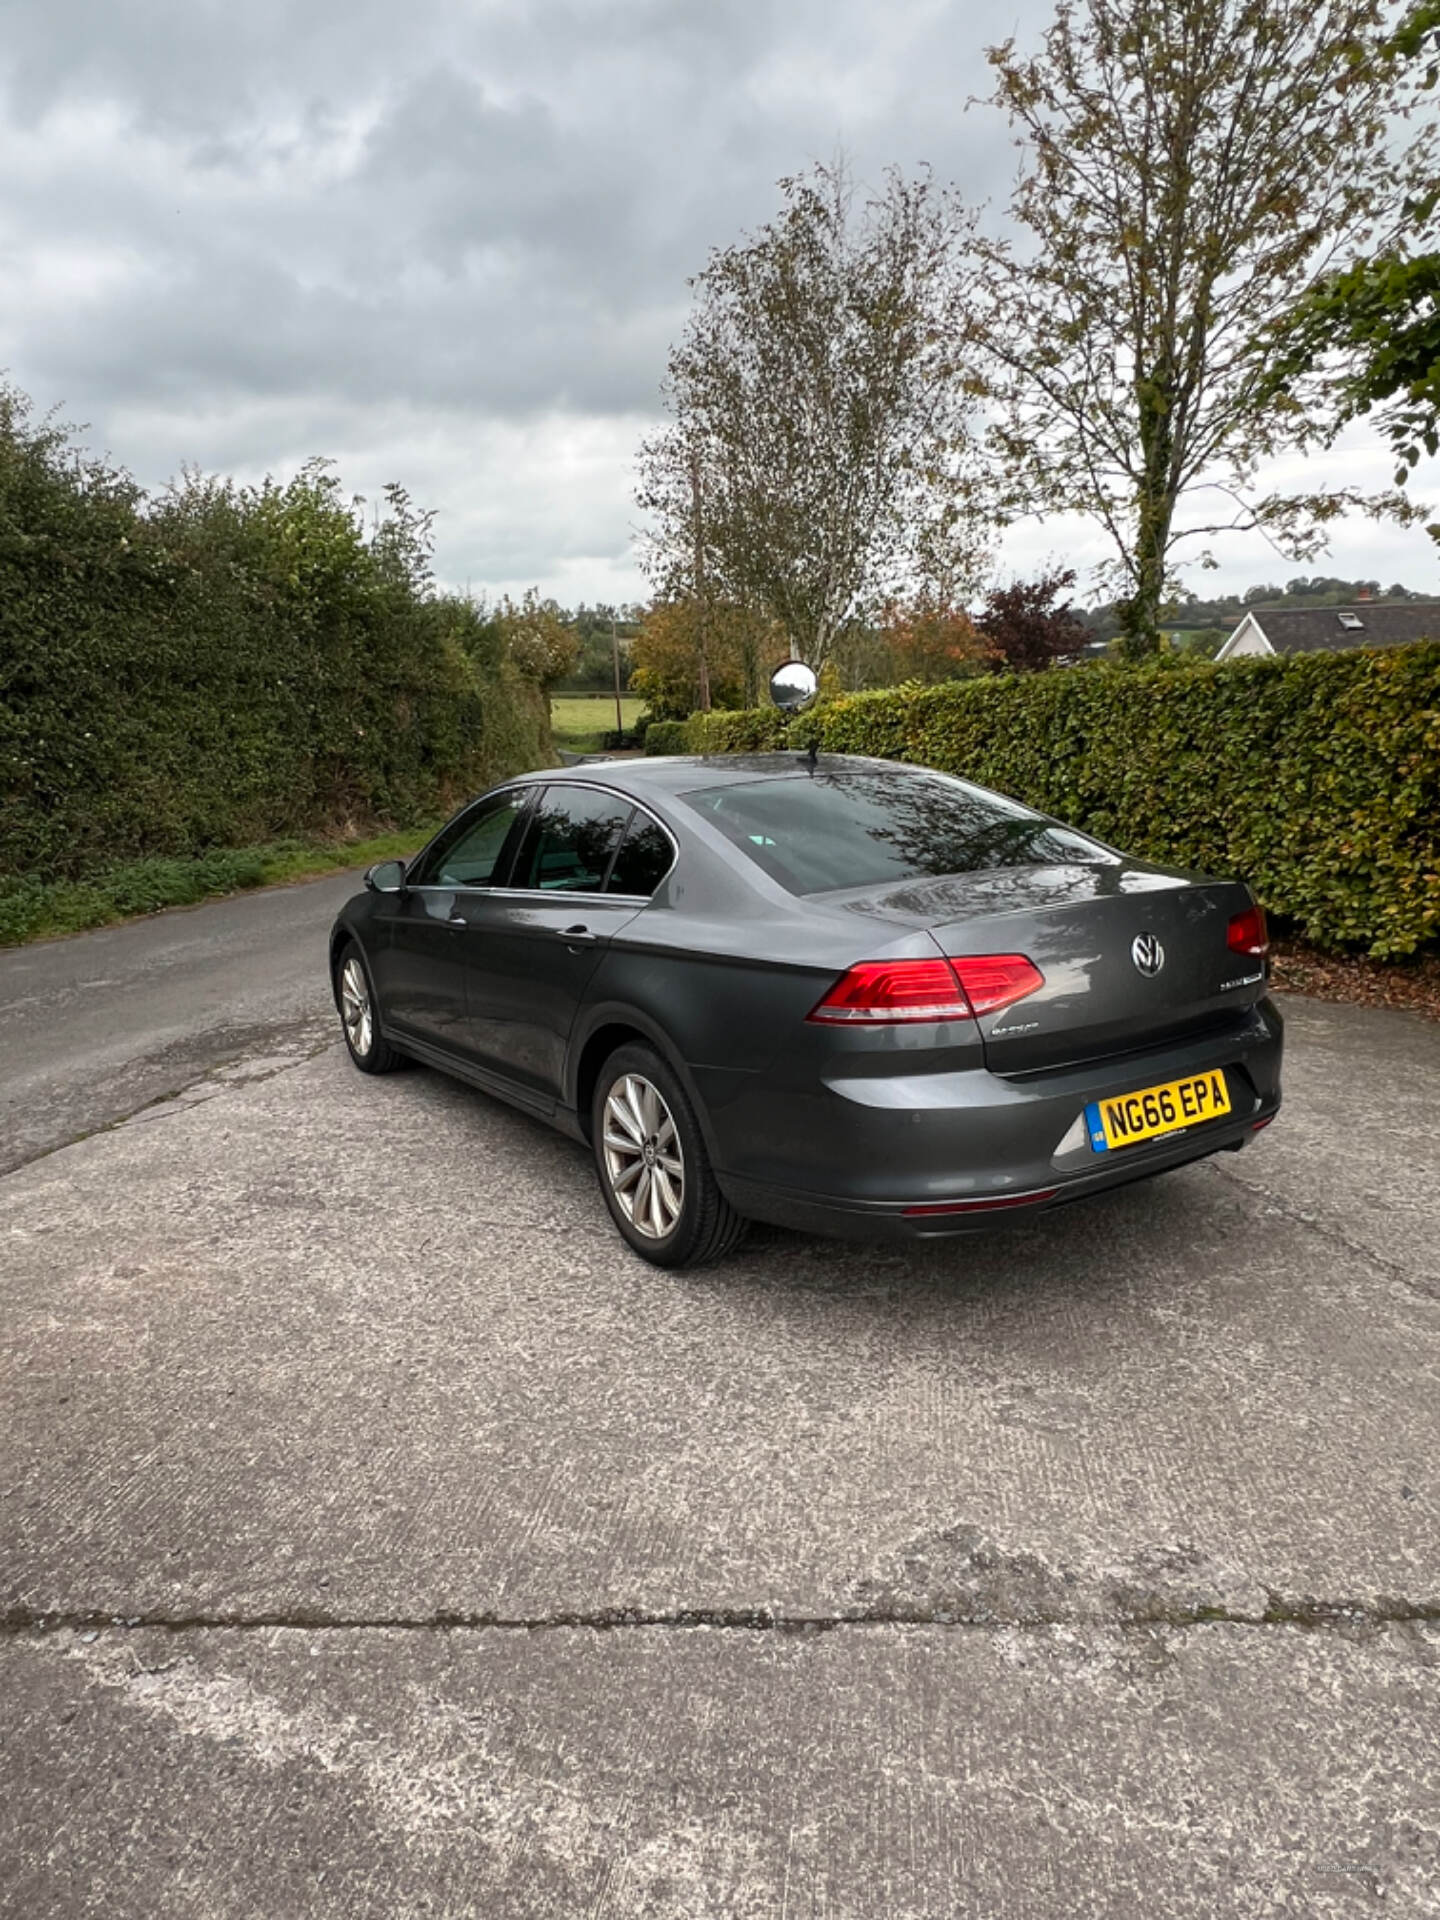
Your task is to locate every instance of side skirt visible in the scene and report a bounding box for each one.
[378,1025,584,1139]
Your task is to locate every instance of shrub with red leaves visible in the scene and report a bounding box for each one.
[975,569,1091,672]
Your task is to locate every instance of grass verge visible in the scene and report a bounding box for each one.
[0,825,440,949]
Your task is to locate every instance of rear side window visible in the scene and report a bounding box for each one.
[607,811,674,897]
[510,786,631,894]
[680,770,1105,896]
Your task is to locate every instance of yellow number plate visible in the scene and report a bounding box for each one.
[1085,1070,1231,1153]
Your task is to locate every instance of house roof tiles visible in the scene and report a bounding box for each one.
[1242,604,1440,654]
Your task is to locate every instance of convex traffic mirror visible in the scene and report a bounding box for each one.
[769,658,818,711]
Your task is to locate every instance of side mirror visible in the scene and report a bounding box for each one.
[364,859,407,894]
[769,658,818,712]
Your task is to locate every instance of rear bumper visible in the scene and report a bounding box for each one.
[707,998,1284,1241]
[718,1101,1277,1240]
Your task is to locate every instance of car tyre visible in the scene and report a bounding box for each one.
[335,940,410,1075]
[592,1042,747,1269]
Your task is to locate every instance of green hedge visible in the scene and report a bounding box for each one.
[643,719,691,756]
[0,387,549,883]
[648,646,1440,957]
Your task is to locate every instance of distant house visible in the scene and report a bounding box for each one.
[1216,602,1440,661]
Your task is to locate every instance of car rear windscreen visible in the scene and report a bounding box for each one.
[680,770,1107,896]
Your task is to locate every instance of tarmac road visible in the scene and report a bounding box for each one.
[2,876,1439,1917]
[0,871,363,1175]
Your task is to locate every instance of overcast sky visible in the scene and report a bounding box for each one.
[3,0,1437,608]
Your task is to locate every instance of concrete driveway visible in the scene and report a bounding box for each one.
[2,877,1438,1917]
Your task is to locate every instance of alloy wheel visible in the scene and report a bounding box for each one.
[340,956,373,1058]
[602,1073,685,1239]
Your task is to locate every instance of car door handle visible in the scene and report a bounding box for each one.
[562,924,599,947]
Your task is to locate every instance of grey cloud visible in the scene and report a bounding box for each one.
[0,0,1066,596]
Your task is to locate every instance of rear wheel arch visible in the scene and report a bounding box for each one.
[589,1041,748,1268]
[569,1009,717,1155]
[574,1022,648,1139]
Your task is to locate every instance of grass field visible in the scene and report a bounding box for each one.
[550,693,645,754]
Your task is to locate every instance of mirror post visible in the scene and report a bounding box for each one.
[612,614,624,738]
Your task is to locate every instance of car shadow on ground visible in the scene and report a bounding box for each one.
[711,1172,1244,1335]
[392,1053,1252,1340]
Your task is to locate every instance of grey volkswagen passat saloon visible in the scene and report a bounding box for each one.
[330,754,1282,1267]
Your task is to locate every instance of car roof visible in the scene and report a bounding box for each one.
[515,753,910,796]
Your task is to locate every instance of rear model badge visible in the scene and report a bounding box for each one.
[1131,932,1165,977]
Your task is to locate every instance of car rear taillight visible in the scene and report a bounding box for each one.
[950,954,1045,1017]
[808,957,972,1023]
[1227,904,1269,957]
[807,953,1044,1025]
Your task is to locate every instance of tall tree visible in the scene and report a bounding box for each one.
[1265,4,1440,498]
[974,0,1433,658]
[638,162,984,669]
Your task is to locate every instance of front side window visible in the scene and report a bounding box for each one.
[415,791,529,888]
[680,769,1107,896]
[510,786,632,894]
